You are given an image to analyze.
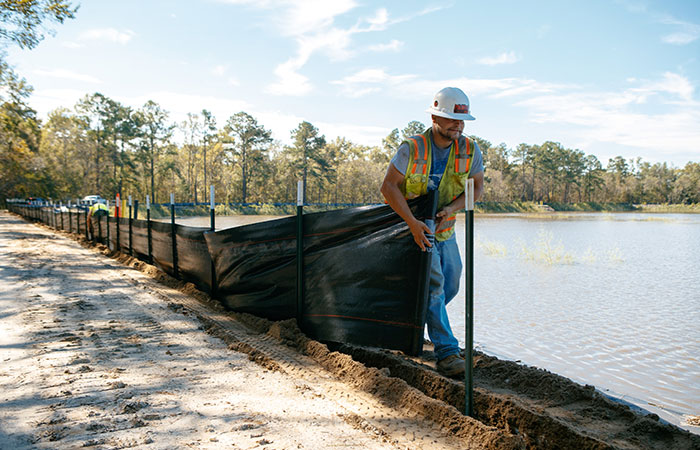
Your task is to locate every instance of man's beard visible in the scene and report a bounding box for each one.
[436,126,459,141]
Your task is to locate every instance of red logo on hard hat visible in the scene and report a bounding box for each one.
[454,104,469,114]
[434,100,438,107]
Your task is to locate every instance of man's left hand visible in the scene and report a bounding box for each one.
[435,205,454,230]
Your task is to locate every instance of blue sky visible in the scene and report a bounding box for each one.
[7,0,700,166]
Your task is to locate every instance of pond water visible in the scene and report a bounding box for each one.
[453,212,700,433]
[169,212,700,433]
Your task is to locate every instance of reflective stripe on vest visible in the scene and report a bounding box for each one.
[454,137,472,173]
[408,134,428,175]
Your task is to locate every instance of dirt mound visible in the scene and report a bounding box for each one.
[231,315,700,450]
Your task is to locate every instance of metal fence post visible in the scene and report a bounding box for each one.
[116,193,121,252]
[128,195,133,256]
[464,178,475,417]
[210,185,216,297]
[147,195,152,264]
[296,180,304,328]
[170,193,178,279]
[106,200,110,250]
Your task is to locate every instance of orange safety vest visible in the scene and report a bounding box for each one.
[399,128,474,241]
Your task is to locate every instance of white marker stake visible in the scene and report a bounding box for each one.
[297,180,304,206]
[467,178,474,211]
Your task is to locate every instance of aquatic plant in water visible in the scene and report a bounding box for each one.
[518,229,575,265]
[477,239,507,257]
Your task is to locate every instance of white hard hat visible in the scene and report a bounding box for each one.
[426,87,475,121]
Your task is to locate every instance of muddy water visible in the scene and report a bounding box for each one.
[452,212,700,434]
[168,212,700,433]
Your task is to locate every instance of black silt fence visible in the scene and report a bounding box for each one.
[10,197,436,356]
[204,194,437,355]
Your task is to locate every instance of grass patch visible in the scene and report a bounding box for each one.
[633,203,700,213]
[546,202,637,212]
[476,201,543,213]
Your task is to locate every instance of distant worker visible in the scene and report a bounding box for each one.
[380,87,484,377]
[87,200,109,240]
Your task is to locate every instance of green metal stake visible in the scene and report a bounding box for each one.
[296,180,304,328]
[465,178,475,417]
[210,185,217,297]
[170,193,179,279]
[128,195,133,256]
[147,195,152,264]
[106,200,110,250]
[116,194,121,252]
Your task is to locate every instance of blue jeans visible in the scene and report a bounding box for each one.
[427,236,462,360]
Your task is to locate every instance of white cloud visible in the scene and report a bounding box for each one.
[623,5,700,46]
[21,88,87,118]
[368,39,403,52]
[33,69,101,84]
[266,59,313,96]
[315,120,391,146]
[331,68,416,97]
[228,77,240,86]
[632,72,694,102]
[255,1,358,96]
[79,28,135,45]
[477,51,520,66]
[332,69,563,100]
[332,68,700,162]
[659,15,700,45]
[277,0,357,36]
[362,7,389,31]
[662,31,699,45]
[219,1,439,96]
[514,73,700,159]
[132,91,250,119]
[211,65,227,76]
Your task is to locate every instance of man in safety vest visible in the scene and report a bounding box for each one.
[381,87,484,377]
[87,200,109,240]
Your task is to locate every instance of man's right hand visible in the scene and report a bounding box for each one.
[381,163,434,252]
[408,218,433,251]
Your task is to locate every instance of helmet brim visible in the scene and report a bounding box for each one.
[426,108,475,121]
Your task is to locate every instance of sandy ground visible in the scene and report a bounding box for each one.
[1,210,699,450]
[0,211,475,449]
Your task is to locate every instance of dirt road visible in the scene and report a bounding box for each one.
[1,210,698,450]
[0,211,507,449]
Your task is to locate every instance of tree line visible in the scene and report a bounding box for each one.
[2,86,699,208]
